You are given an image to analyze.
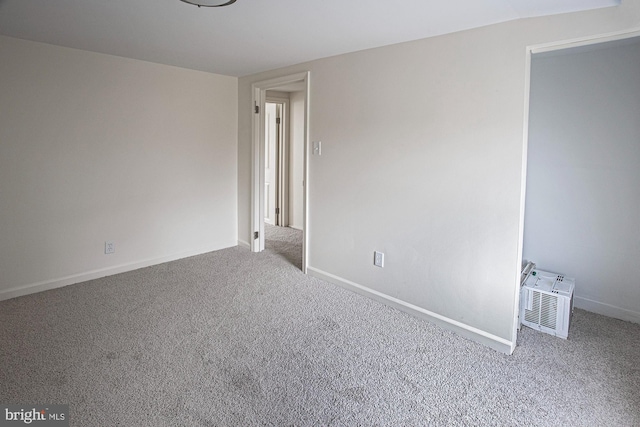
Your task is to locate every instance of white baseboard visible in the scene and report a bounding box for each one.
[0,242,236,302]
[288,225,303,231]
[575,296,640,324]
[237,239,251,249]
[306,266,515,354]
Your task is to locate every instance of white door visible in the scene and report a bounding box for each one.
[265,102,277,225]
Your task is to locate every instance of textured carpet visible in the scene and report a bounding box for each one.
[1,225,639,426]
[264,224,303,271]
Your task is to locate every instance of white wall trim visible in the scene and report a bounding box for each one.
[307,266,515,354]
[237,239,251,249]
[0,242,236,302]
[512,40,534,349]
[529,28,640,55]
[575,297,640,324]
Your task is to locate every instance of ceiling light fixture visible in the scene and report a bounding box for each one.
[180,0,237,7]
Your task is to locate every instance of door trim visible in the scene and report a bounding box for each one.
[251,71,310,273]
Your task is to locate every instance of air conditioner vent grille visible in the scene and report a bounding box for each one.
[520,268,575,340]
[540,293,558,329]
[524,291,540,324]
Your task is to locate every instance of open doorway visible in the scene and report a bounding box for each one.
[515,30,640,340]
[264,99,286,227]
[252,72,310,272]
[263,93,305,270]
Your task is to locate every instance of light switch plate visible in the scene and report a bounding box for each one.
[374,251,384,267]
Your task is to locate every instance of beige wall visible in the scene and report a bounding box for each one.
[238,2,640,352]
[0,36,238,299]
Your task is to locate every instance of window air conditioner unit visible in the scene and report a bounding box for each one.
[520,262,575,339]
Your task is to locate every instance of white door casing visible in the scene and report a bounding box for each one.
[251,72,310,273]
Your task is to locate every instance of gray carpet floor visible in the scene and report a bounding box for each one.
[1,224,639,426]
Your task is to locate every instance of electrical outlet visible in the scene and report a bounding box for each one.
[374,251,384,268]
[105,241,115,254]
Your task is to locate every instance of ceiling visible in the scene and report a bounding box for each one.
[0,0,620,77]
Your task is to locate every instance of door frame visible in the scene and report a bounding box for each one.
[265,97,290,227]
[513,27,640,348]
[251,71,310,273]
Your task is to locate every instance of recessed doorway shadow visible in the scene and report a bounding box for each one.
[264,224,303,270]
